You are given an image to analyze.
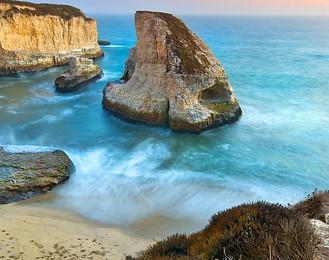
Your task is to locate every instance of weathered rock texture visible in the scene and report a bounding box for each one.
[120,47,136,82]
[55,57,102,92]
[0,146,74,204]
[292,191,329,260]
[310,219,329,260]
[0,0,103,74]
[103,11,241,133]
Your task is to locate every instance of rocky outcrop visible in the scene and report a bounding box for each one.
[103,11,241,133]
[0,0,103,75]
[0,146,74,204]
[98,40,111,46]
[55,57,102,92]
[310,219,329,260]
[120,47,136,82]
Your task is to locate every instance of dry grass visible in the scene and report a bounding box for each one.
[292,190,329,220]
[135,202,317,260]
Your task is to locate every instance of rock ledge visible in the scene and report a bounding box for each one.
[55,57,102,92]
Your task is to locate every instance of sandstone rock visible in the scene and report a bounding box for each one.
[103,11,241,133]
[325,213,329,224]
[55,57,102,92]
[98,40,111,46]
[120,47,136,82]
[310,219,329,260]
[0,146,74,204]
[0,0,103,75]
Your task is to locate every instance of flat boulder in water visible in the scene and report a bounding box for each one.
[103,11,242,133]
[0,146,74,204]
[55,57,102,92]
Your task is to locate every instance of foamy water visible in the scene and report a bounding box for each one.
[1,15,329,234]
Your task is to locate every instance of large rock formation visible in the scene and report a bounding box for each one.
[0,0,103,74]
[55,57,102,92]
[0,146,74,204]
[103,11,242,133]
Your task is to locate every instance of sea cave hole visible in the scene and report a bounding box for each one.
[199,82,230,104]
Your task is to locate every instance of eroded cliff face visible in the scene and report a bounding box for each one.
[103,11,242,133]
[0,0,103,74]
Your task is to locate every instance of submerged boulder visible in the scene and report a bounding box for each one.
[55,57,102,92]
[103,11,242,133]
[98,40,111,46]
[0,146,74,204]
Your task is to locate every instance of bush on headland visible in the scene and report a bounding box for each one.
[292,190,329,221]
[131,192,329,260]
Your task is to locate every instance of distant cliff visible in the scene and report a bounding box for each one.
[0,0,103,74]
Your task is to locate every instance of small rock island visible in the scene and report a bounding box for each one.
[98,40,111,46]
[55,57,102,92]
[0,0,103,74]
[103,11,242,133]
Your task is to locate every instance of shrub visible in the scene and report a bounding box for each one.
[292,190,329,220]
[137,202,316,260]
[141,234,190,259]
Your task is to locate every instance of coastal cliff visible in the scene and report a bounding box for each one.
[0,0,103,74]
[103,11,242,133]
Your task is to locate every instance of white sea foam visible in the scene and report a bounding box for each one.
[218,144,230,151]
[24,88,84,106]
[7,110,21,114]
[98,70,118,82]
[240,105,284,128]
[19,108,74,129]
[2,145,55,153]
[51,139,299,228]
[101,45,127,48]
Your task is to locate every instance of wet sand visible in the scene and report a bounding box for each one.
[0,201,153,260]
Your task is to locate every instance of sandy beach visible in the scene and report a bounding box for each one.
[0,201,153,260]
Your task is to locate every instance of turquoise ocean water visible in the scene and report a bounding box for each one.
[1,15,329,234]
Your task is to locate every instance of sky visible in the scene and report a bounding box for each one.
[31,0,329,15]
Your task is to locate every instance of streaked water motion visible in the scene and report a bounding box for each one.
[1,15,329,234]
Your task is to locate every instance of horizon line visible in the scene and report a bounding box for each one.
[87,12,329,17]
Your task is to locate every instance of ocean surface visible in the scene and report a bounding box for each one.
[1,15,329,235]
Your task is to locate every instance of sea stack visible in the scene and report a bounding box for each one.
[0,0,103,75]
[55,57,102,92]
[103,11,242,133]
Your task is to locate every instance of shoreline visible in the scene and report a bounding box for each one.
[0,199,154,260]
